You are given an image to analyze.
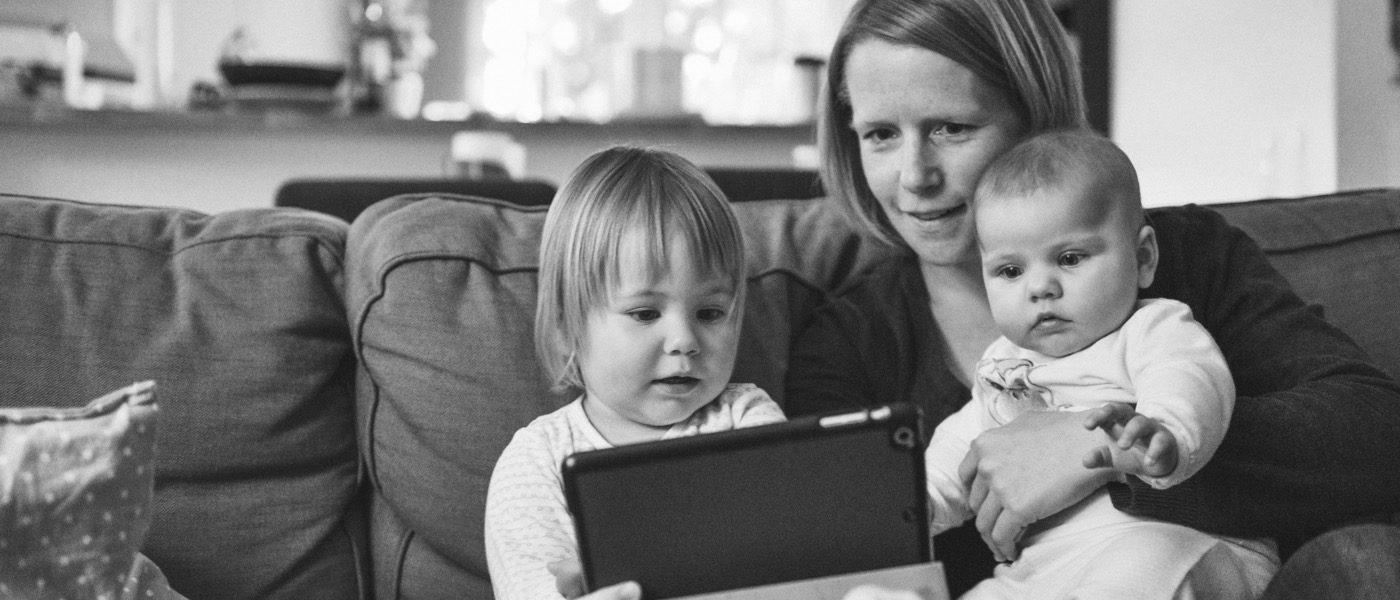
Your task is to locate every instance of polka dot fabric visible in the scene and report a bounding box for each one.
[0,381,186,600]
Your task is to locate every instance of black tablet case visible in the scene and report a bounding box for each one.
[562,403,930,599]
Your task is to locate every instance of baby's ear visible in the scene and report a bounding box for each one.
[1136,225,1159,289]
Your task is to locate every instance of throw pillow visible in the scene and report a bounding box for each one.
[0,380,185,600]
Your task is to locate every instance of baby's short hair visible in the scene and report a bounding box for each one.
[534,145,746,392]
[975,129,1143,229]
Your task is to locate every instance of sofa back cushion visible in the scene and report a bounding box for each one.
[1207,188,1400,379]
[347,194,896,599]
[0,195,365,600]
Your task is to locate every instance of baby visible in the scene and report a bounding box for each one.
[484,145,785,600]
[925,129,1278,598]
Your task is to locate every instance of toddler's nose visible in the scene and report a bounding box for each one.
[663,319,699,356]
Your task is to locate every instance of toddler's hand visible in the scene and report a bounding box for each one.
[548,558,586,598]
[1081,402,1178,478]
[842,584,926,600]
[551,558,641,599]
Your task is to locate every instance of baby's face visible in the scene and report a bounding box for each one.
[976,183,1151,357]
[576,233,740,444]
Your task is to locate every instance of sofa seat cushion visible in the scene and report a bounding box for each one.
[0,195,364,600]
[347,194,897,599]
[1206,188,1400,378]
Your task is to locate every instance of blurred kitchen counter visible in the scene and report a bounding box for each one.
[1,104,815,213]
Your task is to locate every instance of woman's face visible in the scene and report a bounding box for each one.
[845,40,1027,267]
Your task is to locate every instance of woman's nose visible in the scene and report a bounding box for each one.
[663,318,700,356]
[899,139,943,193]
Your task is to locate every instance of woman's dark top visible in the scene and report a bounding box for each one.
[785,204,1400,593]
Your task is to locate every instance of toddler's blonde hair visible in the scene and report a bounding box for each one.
[534,145,746,392]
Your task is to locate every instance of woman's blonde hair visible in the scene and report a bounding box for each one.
[819,0,1088,245]
[534,145,746,392]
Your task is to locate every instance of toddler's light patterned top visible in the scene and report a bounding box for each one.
[484,383,785,600]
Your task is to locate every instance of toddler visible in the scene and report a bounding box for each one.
[484,145,785,600]
[925,130,1279,599]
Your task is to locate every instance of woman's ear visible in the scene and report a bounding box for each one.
[1136,224,1159,289]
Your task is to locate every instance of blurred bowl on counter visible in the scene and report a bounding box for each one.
[219,62,345,88]
[218,61,345,115]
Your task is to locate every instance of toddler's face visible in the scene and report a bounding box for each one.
[976,183,1152,357]
[577,235,740,444]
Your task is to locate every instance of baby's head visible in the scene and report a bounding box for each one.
[973,129,1158,357]
[535,146,746,438]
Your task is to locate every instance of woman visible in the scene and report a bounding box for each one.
[573,0,1400,597]
[784,0,1400,596]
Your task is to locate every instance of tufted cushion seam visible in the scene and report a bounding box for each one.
[0,231,348,263]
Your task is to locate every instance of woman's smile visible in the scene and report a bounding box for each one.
[905,202,968,222]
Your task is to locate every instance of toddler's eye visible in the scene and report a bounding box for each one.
[697,308,726,322]
[628,309,661,323]
[1059,252,1086,267]
[995,265,1023,280]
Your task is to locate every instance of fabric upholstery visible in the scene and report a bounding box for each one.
[1207,188,1400,379]
[2,184,1396,600]
[346,193,898,598]
[0,194,366,600]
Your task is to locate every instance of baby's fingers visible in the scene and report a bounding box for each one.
[1082,445,1114,470]
[1082,402,1132,430]
[1142,430,1179,475]
[1115,415,1155,449]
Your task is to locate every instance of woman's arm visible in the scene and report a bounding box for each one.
[1114,206,1400,548]
[783,258,969,429]
[785,259,1115,563]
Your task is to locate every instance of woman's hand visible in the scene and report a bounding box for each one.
[958,410,1116,562]
[549,559,642,600]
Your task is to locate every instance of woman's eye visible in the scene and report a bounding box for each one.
[697,308,726,322]
[1059,252,1086,267]
[935,123,973,137]
[860,127,896,145]
[628,309,661,323]
[996,265,1023,279]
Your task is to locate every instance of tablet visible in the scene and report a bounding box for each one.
[562,403,931,599]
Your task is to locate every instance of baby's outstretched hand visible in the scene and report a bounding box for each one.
[1081,402,1178,478]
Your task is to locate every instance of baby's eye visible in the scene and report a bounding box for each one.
[628,309,661,323]
[697,308,727,322]
[995,265,1023,280]
[1058,252,1086,267]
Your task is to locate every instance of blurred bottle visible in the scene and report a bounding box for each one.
[450,131,526,179]
[349,0,394,114]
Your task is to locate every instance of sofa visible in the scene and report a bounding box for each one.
[0,186,1396,599]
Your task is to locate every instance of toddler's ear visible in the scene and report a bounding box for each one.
[1136,225,1159,289]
